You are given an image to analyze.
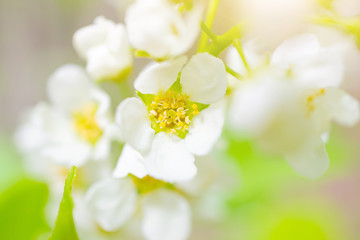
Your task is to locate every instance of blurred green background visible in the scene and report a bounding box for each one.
[0,0,360,239]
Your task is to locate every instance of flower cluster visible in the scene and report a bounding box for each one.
[15,0,360,239]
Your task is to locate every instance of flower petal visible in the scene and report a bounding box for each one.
[14,102,51,155]
[284,136,329,179]
[181,53,227,104]
[134,56,187,94]
[125,0,202,58]
[271,34,320,66]
[115,97,155,153]
[295,53,344,88]
[86,178,137,232]
[92,136,111,161]
[73,16,111,59]
[323,88,360,127]
[141,189,191,240]
[226,41,266,76]
[228,75,289,134]
[42,138,92,167]
[47,64,93,111]
[144,132,196,182]
[113,144,148,179]
[185,103,225,156]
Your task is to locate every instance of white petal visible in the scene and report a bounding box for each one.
[125,0,202,58]
[226,41,266,76]
[228,76,289,134]
[171,3,203,56]
[181,53,227,104]
[47,64,93,111]
[86,178,137,232]
[115,97,154,153]
[185,103,225,156]
[92,136,111,161]
[284,136,329,179]
[42,138,92,167]
[295,53,344,88]
[271,34,320,66]
[73,16,110,59]
[74,16,133,80]
[141,189,191,240]
[322,88,360,127]
[134,56,187,94]
[14,102,51,155]
[90,88,111,127]
[113,144,147,179]
[126,0,182,58]
[144,132,196,182]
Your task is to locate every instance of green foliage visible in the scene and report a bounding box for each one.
[0,134,24,191]
[219,127,351,240]
[268,217,327,240]
[0,179,49,240]
[49,166,79,240]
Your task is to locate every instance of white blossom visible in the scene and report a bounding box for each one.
[16,64,119,167]
[86,177,191,240]
[228,34,360,178]
[115,53,227,182]
[125,0,203,59]
[73,16,133,81]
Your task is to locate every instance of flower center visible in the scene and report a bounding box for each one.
[131,175,174,194]
[305,88,326,117]
[148,90,199,137]
[73,103,103,145]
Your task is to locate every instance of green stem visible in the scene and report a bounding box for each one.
[200,21,217,41]
[225,64,243,80]
[197,0,220,52]
[233,39,250,74]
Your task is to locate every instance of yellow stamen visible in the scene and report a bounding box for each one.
[147,90,200,137]
[73,103,102,145]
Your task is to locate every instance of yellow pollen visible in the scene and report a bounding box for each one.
[148,90,199,137]
[160,122,167,128]
[306,88,326,117]
[150,110,157,116]
[73,103,102,145]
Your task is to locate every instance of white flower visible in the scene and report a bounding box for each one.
[115,53,227,182]
[85,177,191,240]
[125,0,203,59]
[15,64,119,167]
[228,34,360,178]
[73,16,133,81]
[15,103,116,238]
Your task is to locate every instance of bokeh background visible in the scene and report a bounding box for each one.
[0,0,360,239]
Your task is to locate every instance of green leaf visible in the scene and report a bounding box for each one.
[137,91,156,107]
[49,166,79,240]
[0,179,49,240]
